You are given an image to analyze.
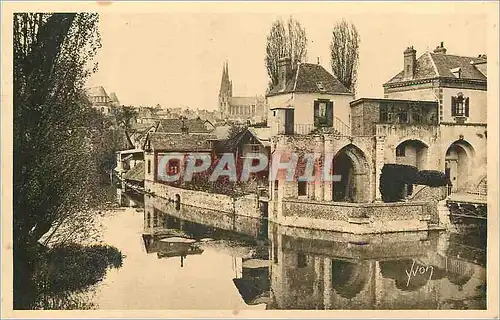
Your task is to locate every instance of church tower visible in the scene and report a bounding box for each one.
[218,61,232,118]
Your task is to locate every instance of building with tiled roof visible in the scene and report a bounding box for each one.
[381,42,487,194]
[218,61,268,124]
[156,118,212,134]
[147,132,215,152]
[86,85,117,115]
[267,62,352,97]
[108,92,120,107]
[266,57,354,136]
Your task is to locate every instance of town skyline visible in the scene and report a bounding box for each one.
[87,6,487,110]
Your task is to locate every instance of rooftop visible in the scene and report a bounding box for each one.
[350,97,439,106]
[385,52,487,86]
[86,86,110,98]
[267,63,352,97]
[149,132,215,151]
[230,96,257,106]
[123,162,145,182]
[156,118,211,134]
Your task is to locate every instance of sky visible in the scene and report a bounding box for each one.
[87,3,489,111]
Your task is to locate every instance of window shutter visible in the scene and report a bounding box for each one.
[313,101,320,126]
[326,101,334,126]
[465,97,470,117]
[451,96,457,116]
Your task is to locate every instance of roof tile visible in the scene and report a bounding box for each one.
[267,63,352,96]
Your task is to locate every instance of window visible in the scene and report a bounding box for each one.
[397,109,408,123]
[314,100,333,127]
[274,180,279,191]
[380,104,388,122]
[251,144,260,153]
[316,82,325,92]
[147,159,151,174]
[252,105,256,114]
[451,67,461,78]
[297,181,307,196]
[297,253,307,268]
[168,159,180,175]
[153,212,158,227]
[396,144,405,157]
[452,93,469,117]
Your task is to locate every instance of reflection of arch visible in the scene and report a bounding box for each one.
[445,139,475,192]
[447,273,471,291]
[332,144,370,203]
[395,139,429,170]
[331,260,369,299]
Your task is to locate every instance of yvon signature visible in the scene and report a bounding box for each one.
[405,259,434,287]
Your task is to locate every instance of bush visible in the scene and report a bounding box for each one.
[415,170,450,187]
[379,164,450,202]
[379,164,418,202]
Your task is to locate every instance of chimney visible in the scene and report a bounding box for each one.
[403,46,417,79]
[433,41,447,54]
[278,57,292,90]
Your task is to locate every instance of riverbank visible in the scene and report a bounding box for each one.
[14,243,123,310]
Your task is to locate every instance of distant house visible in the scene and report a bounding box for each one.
[86,86,118,115]
[126,122,159,150]
[156,118,213,134]
[144,132,216,186]
[266,58,354,136]
[213,127,270,181]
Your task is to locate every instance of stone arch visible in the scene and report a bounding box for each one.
[395,139,429,170]
[332,144,370,203]
[445,139,475,192]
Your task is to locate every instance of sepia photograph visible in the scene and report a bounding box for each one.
[1,1,498,318]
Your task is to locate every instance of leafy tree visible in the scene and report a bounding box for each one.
[13,13,106,309]
[329,19,360,94]
[110,105,138,130]
[265,16,307,88]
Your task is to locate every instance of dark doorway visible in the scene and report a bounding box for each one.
[332,152,354,202]
[284,109,294,135]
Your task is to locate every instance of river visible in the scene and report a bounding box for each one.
[41,189,487,310]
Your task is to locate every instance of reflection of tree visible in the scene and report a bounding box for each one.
[32,244,123,310]
[379,259,446,292]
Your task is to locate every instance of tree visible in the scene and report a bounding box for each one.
[13,13,104,308]
[265,16,307,88]
[111,105,138,130]
[329,20,360,94]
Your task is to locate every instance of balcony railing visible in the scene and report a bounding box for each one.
[283,116,351,136]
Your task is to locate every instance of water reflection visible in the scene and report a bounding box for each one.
[83,189,486,310]
[137,192,485,310]
[268,223,486,310]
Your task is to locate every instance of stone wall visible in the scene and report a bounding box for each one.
[145,180,234,213]
[145,180,261,217]
[278,198,431,233]
[234,193,261,218]
[282,200,362,220]
[409,186,447,224]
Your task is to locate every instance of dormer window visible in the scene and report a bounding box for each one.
[451,67,461,78]
[316,82,325,92]
[451,92,469,117]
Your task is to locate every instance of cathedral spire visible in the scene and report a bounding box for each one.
[219,60,231,98]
